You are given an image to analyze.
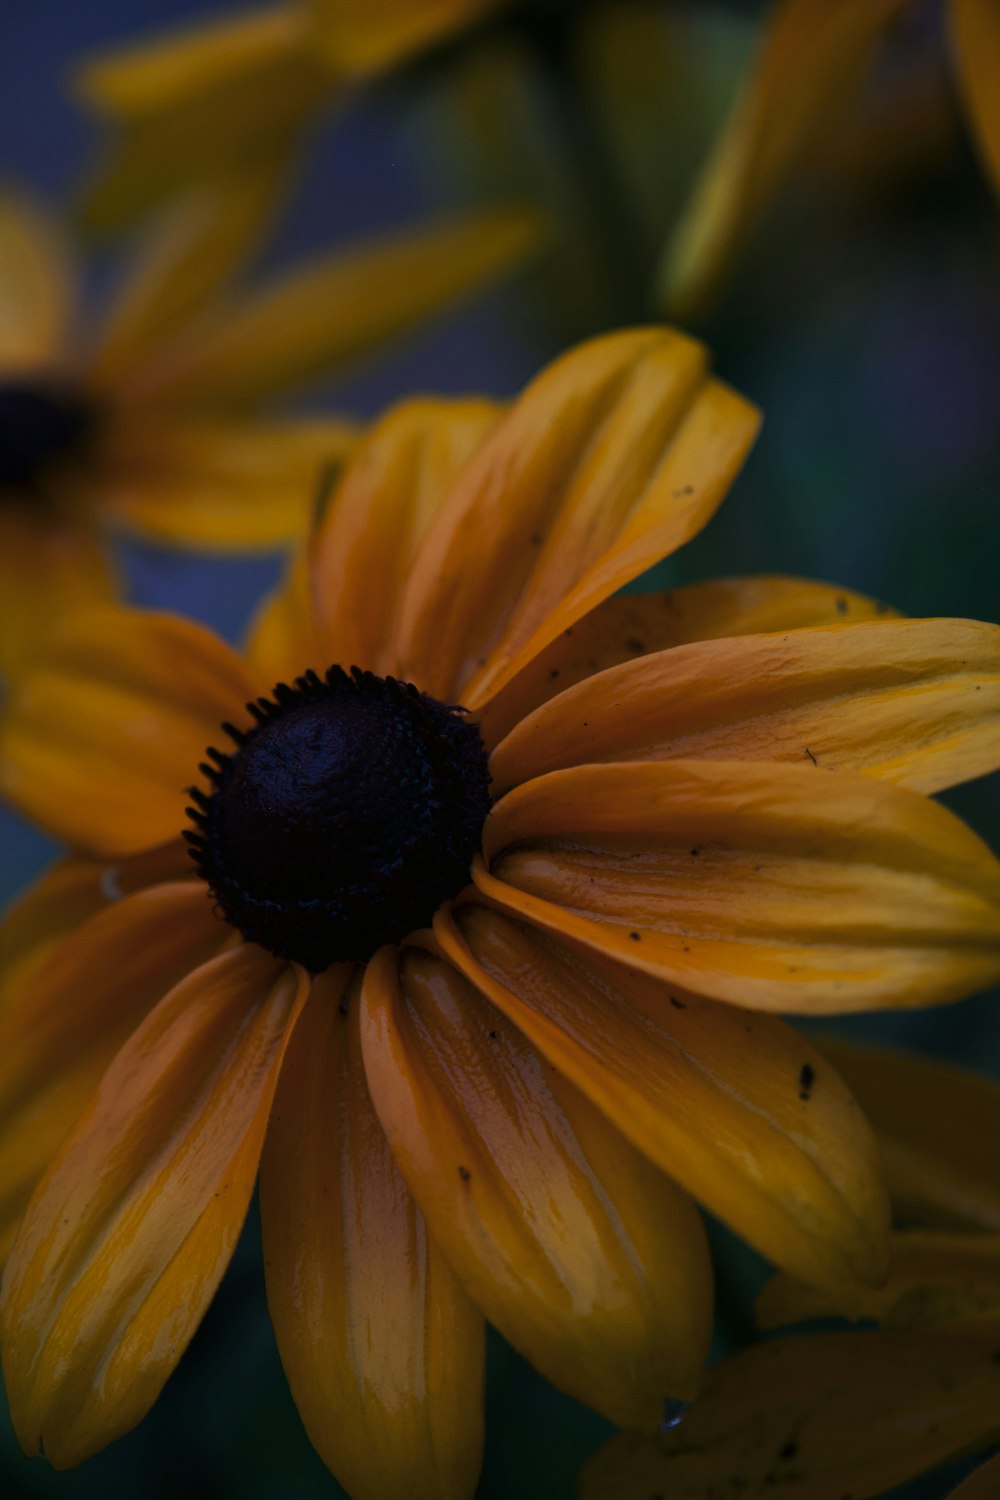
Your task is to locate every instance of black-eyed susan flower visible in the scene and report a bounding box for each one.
[0,179,536,678]
[582,1043,1000,1500]
[1,328,1000,1495]
[660,0,1000,319]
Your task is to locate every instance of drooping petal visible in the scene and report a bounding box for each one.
[312,397,501,675]
[394,328,760,704]
[478,574,895,748]
[360,945,713,1431]
[0,881,226,1264]
[818,1039,1000,1232]
[1,945,308,1469]
[137,208,540,406]
[658,0,907,319]
[757,1230,1000,1330]
[0,192,73,369]
[950,0,1000,198]
[478,759,1000,1013]
[98,416,358,548]
[435,904,888,1295]
[0,512,117,684]
[261,968,485,1500]
[580,1325,1000,1500]
[490,618,1000,796]
[0,606,256,856]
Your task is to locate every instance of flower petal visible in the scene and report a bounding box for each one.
[99,416,358,548]
[818,1039,1000,1232]
[312,397,501,676]
[435,904,888,1295]
[658,0,907,318]
[478,574,896,748]
[951,0,1000,199]
[309,0,501,76]
[0,606,256,856]
[489,617,1000,796]
[580,1325,1000,1500]
[140,208,541,405]
[757,1230,1000,1330]
[479,759,1000,1013]
[0,945,308,1469]
[0,881,226,1265]
[261,968,485,1500]
[0,512,117,684]
[360,945,713,1430]
[395,328,760,704]
[0,192,73,369]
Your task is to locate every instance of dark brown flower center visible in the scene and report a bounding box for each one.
[185,666,492,971]
[0,379,96,493]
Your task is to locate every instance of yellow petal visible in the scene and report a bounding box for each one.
[0,512,117,684]
[308,0,501,76]
[758,1230,1000,1330]
[435,904,888,1295]
[396,328,760,705]
[818,1039,1000,1232]
[312,397,501,675]
[360,946,713,1430]
[946,1452,1000,1500]
[261,968,485,1500]
[99,416,358,548]
[0,192,73,369]
[580,1325,1000,1500]
[0,606,255,856]
[490,617,1000,796]
[244,546,329,687]
[479,573,896,748]
[0,945,308,1469]
[139,208,541,406]
[0,881,226,1266]
[479,759,1000,1013]
[658,0,907,319]
[951,0,1000,198]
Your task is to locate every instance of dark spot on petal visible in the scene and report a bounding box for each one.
[799,1063,815,1100]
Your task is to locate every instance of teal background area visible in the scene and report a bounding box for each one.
[1,2,998,1497]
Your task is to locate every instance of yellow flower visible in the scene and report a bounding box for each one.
[76,0,508,230]
[0,180,537,678]
[1,327,999,1495]
[582,1042,1000,1500]
[660,0,1000,319]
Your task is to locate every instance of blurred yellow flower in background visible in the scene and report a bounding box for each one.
[0,179,537,678]
[1,327,999,1496]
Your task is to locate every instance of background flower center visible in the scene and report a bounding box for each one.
[0,379,96,493]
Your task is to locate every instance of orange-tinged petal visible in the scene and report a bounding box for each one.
[950,0,1000,198]
[139,208,541,406]
[479,574,896,748]
[0,192,73,369]
[244,547,329,687]
[98,416,358,548]
[479,759,1000,1013]
[758,1230,1000,1330]
[818,1039,1000,1232]
[946,1452,1000,1500]
[0,881,226,1265]
[0,512,117,684]
[489,617,1000,796]
[435,904,889,1295]
[261,968,485,1500]
[0,944,308,1469]
[396,328,759,704]
[580,1325,1000,1500]
[658,0,907,319]
[0,606,256,856]
[312,397,501,675]
[360,946,713,1430]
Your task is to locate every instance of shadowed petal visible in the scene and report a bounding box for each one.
[261,968,485,1500]
[0,513,117,684]
[0,945,308,1469]
[0,192,73,368]
[478,760,1000,1013]
[951,0,1000,198]
[946,1452,1000,1500]
[360,945,713,1430]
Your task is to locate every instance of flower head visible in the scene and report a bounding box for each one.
[1,327,999,1495]
[0,181,536,677]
